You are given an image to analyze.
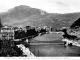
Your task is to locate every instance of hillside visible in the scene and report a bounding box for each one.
[0,5,80,28]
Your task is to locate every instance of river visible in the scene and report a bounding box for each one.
[29,44,80,57]
[28,34,80,57]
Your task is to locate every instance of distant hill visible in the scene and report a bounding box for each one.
[0,5,80,28]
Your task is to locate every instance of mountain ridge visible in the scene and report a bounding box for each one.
[0,5,80,28]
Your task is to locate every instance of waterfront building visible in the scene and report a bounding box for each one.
[0,25,14,40]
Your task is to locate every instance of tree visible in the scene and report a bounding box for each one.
[0,18,3,28]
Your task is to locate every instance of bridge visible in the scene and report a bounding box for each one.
[62,39,80,47]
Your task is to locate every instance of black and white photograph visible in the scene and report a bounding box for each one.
[0,0,80,59]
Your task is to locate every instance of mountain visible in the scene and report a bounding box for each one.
[0,5,80,28]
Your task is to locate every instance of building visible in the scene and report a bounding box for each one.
[0,25,14,40]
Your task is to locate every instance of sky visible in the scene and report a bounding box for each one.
[0,0,80,14]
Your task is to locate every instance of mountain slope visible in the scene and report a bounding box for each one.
[0,5,80,28]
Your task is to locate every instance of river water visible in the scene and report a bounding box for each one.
[29,44,80,57]
[28,34,80,57]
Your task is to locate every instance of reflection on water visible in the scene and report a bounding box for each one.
[29,44,80,57]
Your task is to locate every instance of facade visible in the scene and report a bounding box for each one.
[76,31,80,38]
[0,25,14,40]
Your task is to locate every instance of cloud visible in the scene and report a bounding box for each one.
[54,1,69,7]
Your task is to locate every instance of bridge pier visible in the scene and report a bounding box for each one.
[64,41,72,46]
